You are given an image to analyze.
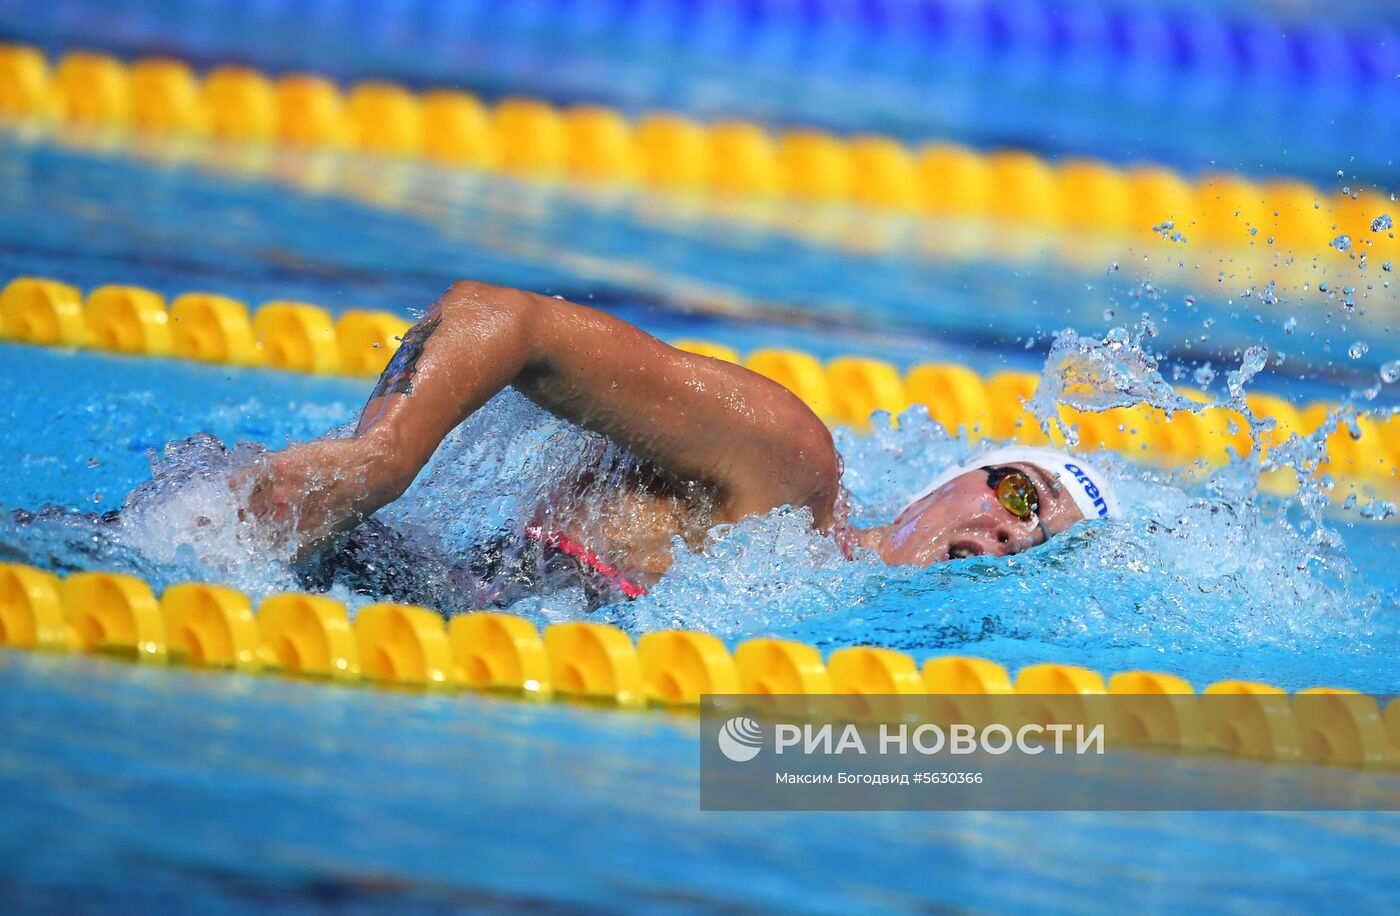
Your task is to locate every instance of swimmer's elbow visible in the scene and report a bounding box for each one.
[439,279,541,358]
[443,277,508,302]
[441,279,536,324]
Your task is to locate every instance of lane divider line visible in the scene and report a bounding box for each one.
[1,562,1396,769]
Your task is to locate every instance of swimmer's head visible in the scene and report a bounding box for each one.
[869,447,1118,567]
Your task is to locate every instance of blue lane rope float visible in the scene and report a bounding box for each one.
[1,1,1392,178]
[6,1,1394,102]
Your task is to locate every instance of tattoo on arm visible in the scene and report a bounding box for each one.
[370,314,441,400]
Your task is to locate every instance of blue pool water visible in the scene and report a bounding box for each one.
[2,65,1400,915]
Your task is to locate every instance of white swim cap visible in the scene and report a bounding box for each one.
[904,446,1119,520]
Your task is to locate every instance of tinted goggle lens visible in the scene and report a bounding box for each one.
[988,467,1039,520]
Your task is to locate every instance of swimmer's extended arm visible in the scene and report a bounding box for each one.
[250,280,839,552]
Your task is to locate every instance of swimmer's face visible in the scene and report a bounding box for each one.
[878,463,1085,567]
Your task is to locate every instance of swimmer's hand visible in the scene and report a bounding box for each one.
[236,435,407,559]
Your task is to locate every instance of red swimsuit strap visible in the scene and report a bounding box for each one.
[522,526,649,600]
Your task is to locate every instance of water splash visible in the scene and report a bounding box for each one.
[2,434,299,596]
[1024,327,1232,451]
[1023,326,1394,550]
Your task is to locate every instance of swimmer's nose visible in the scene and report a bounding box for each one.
[993,522,1039,555]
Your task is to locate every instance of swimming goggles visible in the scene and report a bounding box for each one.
[984,465,1041,522]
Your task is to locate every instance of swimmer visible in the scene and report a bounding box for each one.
[248,280,1117,604]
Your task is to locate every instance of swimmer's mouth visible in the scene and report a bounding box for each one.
[947,541,984,560]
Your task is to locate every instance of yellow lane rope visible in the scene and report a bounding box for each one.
[0,43,1392,272]
[0,562,1396,769]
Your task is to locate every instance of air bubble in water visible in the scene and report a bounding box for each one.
[1348,341,1369,359]
[1193,364,1217,386]
[1380,360,1400,384]
[1372,214,1393,232]
[1283,317,1297,334]
[1332,235,1353,251]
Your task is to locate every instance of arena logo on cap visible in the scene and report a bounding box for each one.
[1062,463,1108,518]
